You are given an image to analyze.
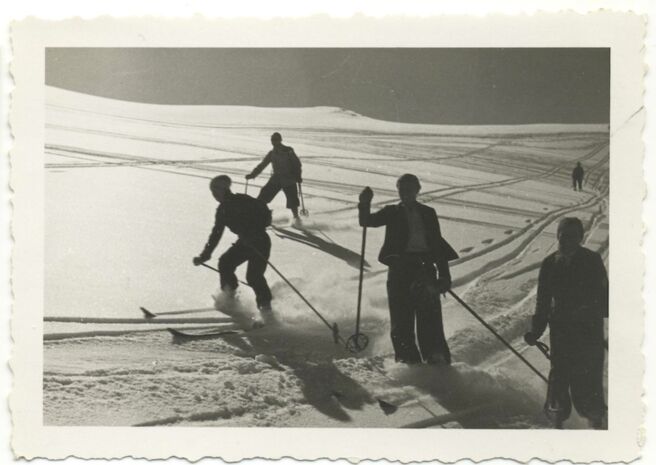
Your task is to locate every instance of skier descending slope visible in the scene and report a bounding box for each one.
[358,174,458,365]
[193,175,274,313]
[524,217,608,429]
[246,132,303,223]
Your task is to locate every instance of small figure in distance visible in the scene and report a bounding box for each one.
[358,174,458,366]
[193,175,273,313]
[572,162,584,191]
[524,217,608,429]
[246,132,303,223]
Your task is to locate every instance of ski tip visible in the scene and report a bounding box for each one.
[140,307,157,319]
[377,398,398,416]
[167,328,186,340]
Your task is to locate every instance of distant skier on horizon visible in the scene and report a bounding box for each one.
[358,174,458,365]
[524,217,608,429]
[193,175,273,313]
[572,162,584,191]
[246,132,303,223]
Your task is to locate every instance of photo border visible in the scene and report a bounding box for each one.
[10,13,645,462]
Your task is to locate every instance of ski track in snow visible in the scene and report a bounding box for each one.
[43,87,608,428]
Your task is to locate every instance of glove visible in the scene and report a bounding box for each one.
[193,253,210,266]
[436,278,451,294]
[359,186,373,204]
[297,178,303,184]
[245,173,255,180]
[524,331,538,346]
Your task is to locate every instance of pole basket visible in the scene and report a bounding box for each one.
[346,333,370,353]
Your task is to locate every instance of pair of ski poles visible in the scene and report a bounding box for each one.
[244,179,309,217]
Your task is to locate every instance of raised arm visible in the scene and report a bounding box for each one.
[357,187,390,228]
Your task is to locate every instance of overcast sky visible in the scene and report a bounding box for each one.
[46,48,609,125]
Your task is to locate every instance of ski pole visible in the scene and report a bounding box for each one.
[245,179,249,195]
[266,257,344,344]
[299,183,309,217]
[347,226,369,353]
[447,289,548,384]
[242,241,344,345]
[199,262,250,287]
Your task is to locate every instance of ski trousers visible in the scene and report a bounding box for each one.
[386,254,451,364]
[545,326,606,425]
[218,232,272,306]
[257,178,300,210]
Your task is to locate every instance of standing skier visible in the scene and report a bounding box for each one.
[358,174,458,365]
[246,132,303,222]
[193,175,273,312]
[572,162,584,191]
[524,217,608,429]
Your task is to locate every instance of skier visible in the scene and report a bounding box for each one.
[193,175,273,312]
[358,174,458,365]
[524,217,608,429]
[246,132,303,222]
[572,162,584,191]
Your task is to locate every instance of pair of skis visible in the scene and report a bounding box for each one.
[140,306,265,342]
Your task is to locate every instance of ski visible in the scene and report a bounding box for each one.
[167,319,267,341]
[139,306,219,319]
[167,327,244,341]
[45,315,233,325]
[400,403,496,428]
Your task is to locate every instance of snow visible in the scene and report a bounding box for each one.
[43,86,608,428]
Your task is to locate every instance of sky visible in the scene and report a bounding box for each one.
[46,48,609,125]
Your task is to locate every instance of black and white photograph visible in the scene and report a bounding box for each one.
[8,13,646,463]
[42,47,610,429]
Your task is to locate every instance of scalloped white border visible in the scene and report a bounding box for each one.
[8,12,645,463]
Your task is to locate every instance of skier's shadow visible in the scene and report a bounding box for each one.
[271,225,370,271]
[221,324,374,423]
[388,364,545,428]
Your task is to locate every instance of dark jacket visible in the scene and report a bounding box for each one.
[572,165,584,180]
[531,246,608,342]
[200,193,270,258]
[358,201,458,279]
[249,144,302,186]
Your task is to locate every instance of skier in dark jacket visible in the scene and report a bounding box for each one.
[572,162,584,191]
[193,175,273,312]
[246,132,303,221]
[359,174,458,365]
[524,217,608,429]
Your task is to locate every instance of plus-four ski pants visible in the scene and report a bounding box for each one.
[386,255,451,364]
[258,178,300,209]
[218,233,272,307]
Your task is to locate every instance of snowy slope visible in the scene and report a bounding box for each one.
[43,87,609,428]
